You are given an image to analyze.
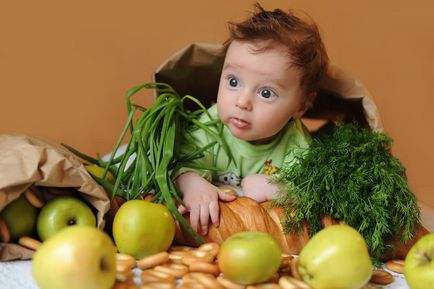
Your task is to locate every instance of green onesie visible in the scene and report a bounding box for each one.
[176,105,311,188]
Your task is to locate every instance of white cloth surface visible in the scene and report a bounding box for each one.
[0,260,410,289]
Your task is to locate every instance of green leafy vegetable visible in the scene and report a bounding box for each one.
[64,82,231,245]
[272,123,421,259]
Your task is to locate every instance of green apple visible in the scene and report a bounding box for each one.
[112,199,175,259]
[85,165,116,184]
[32,225,116,289]
[0,194,38,241]
[298,224,372,289]
[37,196,96,241]
[217,231,281,285]
[404,232,434,289]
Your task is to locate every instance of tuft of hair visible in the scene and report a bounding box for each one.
[224,2,329,99]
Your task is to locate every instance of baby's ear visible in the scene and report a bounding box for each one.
[295,91,316,118]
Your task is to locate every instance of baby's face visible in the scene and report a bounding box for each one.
[217,40,306,143]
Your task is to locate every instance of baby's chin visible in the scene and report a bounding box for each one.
[226,126,252,141]
[227,127,276,144]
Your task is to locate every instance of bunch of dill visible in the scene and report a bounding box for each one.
[273,123,420,259]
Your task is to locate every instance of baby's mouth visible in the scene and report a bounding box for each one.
[230,117,250,129]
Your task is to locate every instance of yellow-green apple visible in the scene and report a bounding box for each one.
[0,194,38,241]
[112,199,175,259]
[85,165,115,184]
[298,224,372,289]
[32,225,116,289]
[217,231,281,285]
[404,232,434,289]
[37,196,96,241]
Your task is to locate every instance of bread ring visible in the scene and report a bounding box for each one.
[279,276,311,289]
[182,250,214,265]
[370,269,394,285]
[140,282,175,289]
[116,253,136,272]
[140,269,176,284]
[290,257,302,281]
[385,259,405,274]
[0,218,11,243]
[24,188,44,208]
[128,283,140,289]
[197,242,220,257]
[216,275,246,289]
[169,245,194,252]
[189,261,220,276]
[246,283,281,289]
[178,281,206,289]
[182,272,214,283]
[193,272,225,289]
[116,252,136,262]
[137,252,169,269]
[169,251,186,264]
[182,273,196,283]
[116,269,134,282]
[116,262,133,274]
[155,263,189,278]
[183,273,203,283]
[18,236,41,251]
[113,278,137,289]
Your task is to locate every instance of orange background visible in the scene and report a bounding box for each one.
[1,1,433,208]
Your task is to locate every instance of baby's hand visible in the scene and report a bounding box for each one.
[241,174,281,203]
[176,172,235,235]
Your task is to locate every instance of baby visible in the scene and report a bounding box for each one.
[175,4,329,235]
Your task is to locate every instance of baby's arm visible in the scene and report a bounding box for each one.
[175,171,236,235]
[241,174,282,203]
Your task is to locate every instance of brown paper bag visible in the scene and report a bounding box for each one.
[0,133,111,261]
[154,43,383,132]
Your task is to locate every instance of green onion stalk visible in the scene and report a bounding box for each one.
[64,82,232,245]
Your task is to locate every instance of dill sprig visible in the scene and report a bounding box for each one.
[273,123,421,259]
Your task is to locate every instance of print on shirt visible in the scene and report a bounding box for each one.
[262,160,280,176]
[216,172,241,186]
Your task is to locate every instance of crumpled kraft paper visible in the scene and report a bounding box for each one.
[0,133,111,261]
[154,42,383,132]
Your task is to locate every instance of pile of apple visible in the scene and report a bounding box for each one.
[2,184,434,289]
[0,191,97,243]
[33,198,175,289]
[0,186,177,289]
[218,227,434,289]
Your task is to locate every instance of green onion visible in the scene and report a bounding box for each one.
[66,82,232,245]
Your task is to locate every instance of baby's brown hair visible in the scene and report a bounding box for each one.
[224,3,329,102]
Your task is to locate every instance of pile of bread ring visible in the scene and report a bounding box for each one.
[110,242,405,289]
[16,232,407,289]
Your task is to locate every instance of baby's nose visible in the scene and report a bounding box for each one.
[235,91,252,111]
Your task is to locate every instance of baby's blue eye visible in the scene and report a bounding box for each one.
[229,77,239,87]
